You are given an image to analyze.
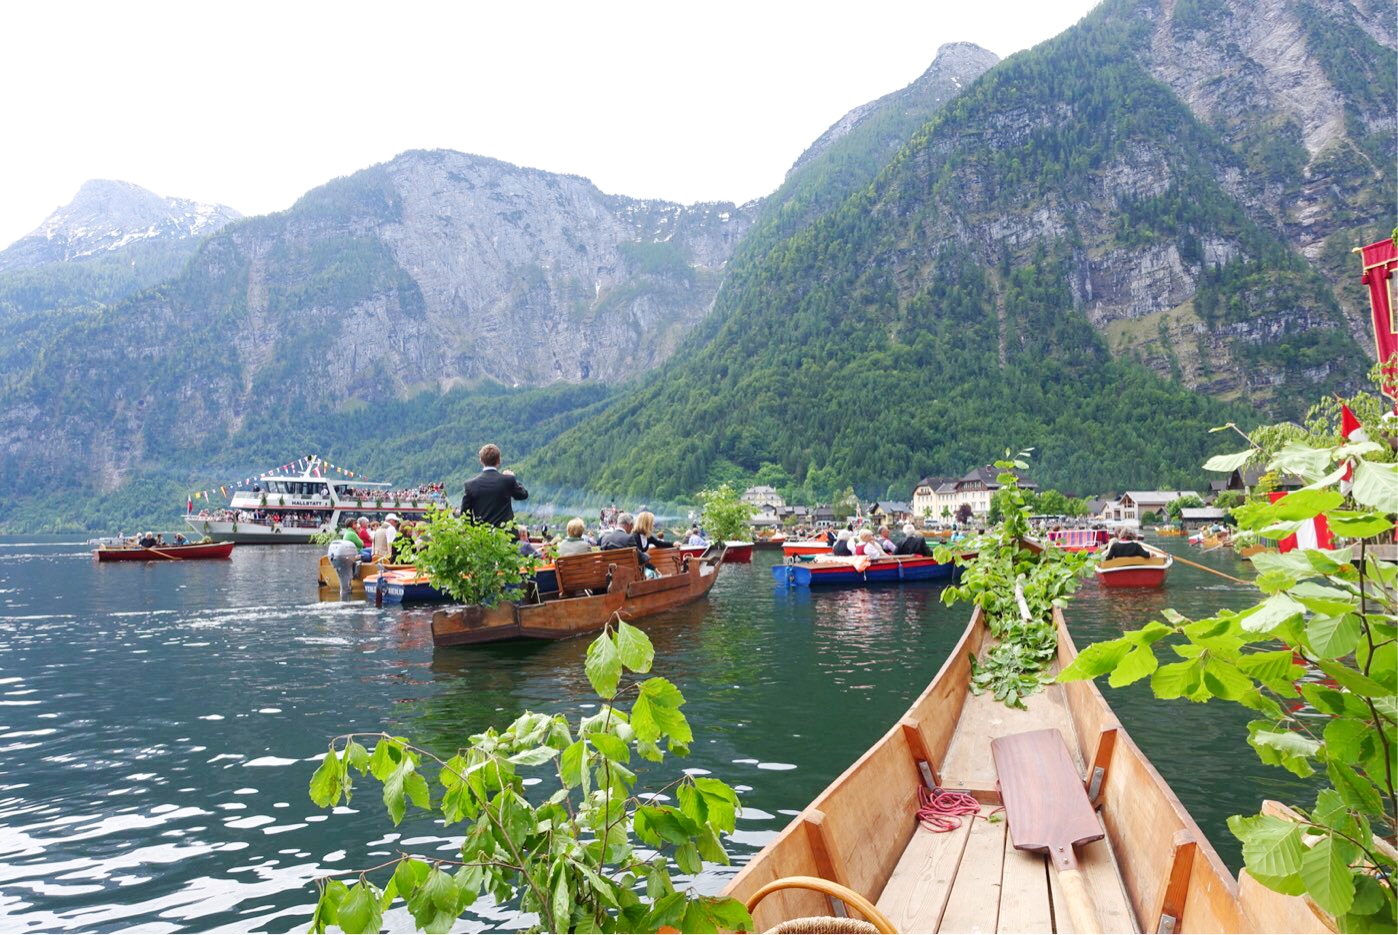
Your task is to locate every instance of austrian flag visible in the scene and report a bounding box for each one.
[1339,402,1368,496]
[1269,491,1334,553]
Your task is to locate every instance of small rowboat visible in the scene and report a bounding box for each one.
[773,554,960,587]
[1154,526,1186,537]
[782,538,834,559]
[1094,549,1173,588]
[754,534,787,551]
[364,569,450,604]
[723,603,1320,933]
[95,542,235,561]
[679,540,753,563]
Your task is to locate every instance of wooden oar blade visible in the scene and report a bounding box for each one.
[991,728,1102,867]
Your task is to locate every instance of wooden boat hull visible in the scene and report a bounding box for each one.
[430,551,722,647]
[722,602,1306,934]
[772,555,959,587]
[782,539,834,558]
[95,542,235,561]
[1095,554,1173,588]
[753,536,787,551]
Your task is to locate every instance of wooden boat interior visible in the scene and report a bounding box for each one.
[725,607,1263,934]
[1097,554,1170,570]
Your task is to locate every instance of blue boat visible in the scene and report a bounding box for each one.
[771,554,961,588]
[363,570,450,604]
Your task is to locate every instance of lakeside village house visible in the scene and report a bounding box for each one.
[744,461,1299,533]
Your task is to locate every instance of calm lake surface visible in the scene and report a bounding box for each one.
[0,535,1314,932]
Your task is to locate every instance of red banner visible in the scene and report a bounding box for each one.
[1269,491,1333,553]
[1360,237,1398,398]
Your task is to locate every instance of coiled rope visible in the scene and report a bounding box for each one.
[915,786,983,833]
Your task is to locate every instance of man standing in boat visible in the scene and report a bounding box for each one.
[461,443,529,527]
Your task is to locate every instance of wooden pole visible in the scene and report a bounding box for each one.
[1168,552,1250,586]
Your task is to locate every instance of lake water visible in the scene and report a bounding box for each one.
[0,536,1314,932]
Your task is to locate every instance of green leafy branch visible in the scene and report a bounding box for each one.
[306,619,753,934]
[1062,405,1397,930]
[939,449,1093,708]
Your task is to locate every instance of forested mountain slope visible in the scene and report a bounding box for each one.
[0,151,753,509]
[526,0,1393,500]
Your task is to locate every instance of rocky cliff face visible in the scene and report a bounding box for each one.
[0,150,756,494]
[0,179,241,272]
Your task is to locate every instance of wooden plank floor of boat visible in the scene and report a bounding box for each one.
[875,670,1139,933]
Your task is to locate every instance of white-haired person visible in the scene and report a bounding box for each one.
[556,518,593,557]
[895,523,933,556]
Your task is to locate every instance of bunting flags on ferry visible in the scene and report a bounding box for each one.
[1359,237,1398,399]
[188,454,375,504]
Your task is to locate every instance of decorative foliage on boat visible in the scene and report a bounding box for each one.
[411,509,536,607]
[306,620,753,933]
[940,450,1092,708]
[1060,400,1397,931]
[697,483,754,544]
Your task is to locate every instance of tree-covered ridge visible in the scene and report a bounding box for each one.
[525,0,1375,502]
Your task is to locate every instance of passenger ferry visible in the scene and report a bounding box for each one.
[185,465,446,544]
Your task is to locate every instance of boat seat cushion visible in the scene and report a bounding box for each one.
[554,548,640,596]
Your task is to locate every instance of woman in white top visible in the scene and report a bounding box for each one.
[855,529,887,558]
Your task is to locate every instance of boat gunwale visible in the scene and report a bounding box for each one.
[722,602,1256,933]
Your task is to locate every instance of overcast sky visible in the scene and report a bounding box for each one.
[0,1,1101,249]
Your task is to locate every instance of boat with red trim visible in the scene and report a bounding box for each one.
[95,541,236,561]
[679,540,753,563]
[1046,528,1110,552]
[772,553,962,587]
[1094,548,1173,588]
[781,538,833,558]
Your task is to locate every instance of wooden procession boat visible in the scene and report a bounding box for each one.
[782,538,835,559]
[723,604,1322,934]
[1237,544,1273,559]
[1154,526,1186,537]
[325,558,559,603]
[679,540,754,563]
[317,556,413,598]
[1046,528,1111,552]
[772,553,962,588]
[754,533,788,551]
[95,541,235,561]
[430,545,724,647]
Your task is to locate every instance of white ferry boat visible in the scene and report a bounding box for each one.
[186,465,447,544]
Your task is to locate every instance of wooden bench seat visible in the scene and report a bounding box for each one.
[648,547,685,577]
[554,548,639,597]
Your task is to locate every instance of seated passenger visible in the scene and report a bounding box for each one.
[556,518,593,557]
[684,527,707,547]
[174,533,188,546]
[633,511,668,551]
[831,529,854,556]
[854,529,887,558]
[517,526,543,558]
[138,531,157,548]
[599,513,656,572]
[1103,529,1151,561]
[895,523,933,556]
[877,525,896,553]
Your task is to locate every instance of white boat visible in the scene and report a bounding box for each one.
[185,465,446,544]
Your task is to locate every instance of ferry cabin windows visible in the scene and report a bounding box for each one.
[258,480,328,497]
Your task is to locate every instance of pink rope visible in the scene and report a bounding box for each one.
[916,786,983,833]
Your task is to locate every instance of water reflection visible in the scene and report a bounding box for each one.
[0,536,1319,931]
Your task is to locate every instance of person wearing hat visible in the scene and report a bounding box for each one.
[383,514,400,549]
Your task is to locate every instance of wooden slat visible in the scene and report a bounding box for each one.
[803,809,852,888]
[938,806,1007,934]
[940,674,1083,792]
[901,716,940,788]
[1153,832,1196,933]
[875,823,972,933]
[554,548,637,595]
[997,835,1053,933]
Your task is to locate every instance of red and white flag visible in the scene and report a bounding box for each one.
[1270,491,1334,553]
[1339,402,1368,496]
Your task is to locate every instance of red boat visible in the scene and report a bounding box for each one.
[1046,528,1111,552]
[1094,551,1172,588]
[678,540,753,563]
[95,541,236,561]
[781,538,833,558]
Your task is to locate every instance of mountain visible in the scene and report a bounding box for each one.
[0,179,241,272]
[524,0,1394,501]
[0,150,755,513]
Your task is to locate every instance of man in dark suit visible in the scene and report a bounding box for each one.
[894,523,934,557]
[461,443,528,527]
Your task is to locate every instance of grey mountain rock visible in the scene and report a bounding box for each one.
[0,179,241,272]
